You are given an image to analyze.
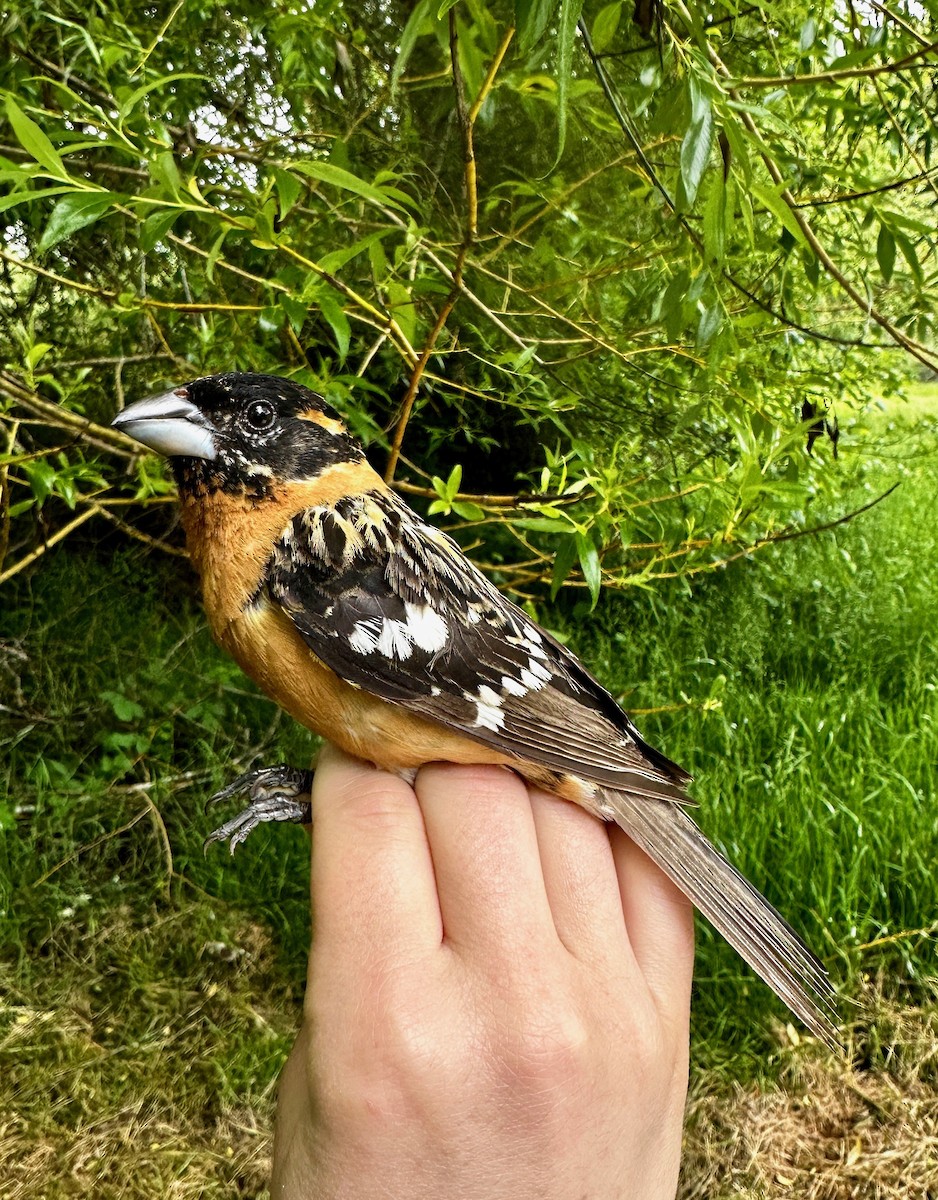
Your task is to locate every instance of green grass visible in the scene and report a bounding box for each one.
[2,389,937,1193]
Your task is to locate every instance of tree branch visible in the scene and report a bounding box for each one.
[384,18,515,483]
[670,0,938,373]
[731,40,938,88]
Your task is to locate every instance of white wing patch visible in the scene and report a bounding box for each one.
[376,619,414,660]
[500,674,529,697]
[403,603,448,653]
[472,684,506,731]
[348,603,449,662]
[349,617,383,655]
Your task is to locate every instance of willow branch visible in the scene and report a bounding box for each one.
[0,507,97,585]
[791,168,938,208]
[384,19,515,483]
[670,0,938,373]
[0,372,136,456]
[579,21,901,356]
[731,40,938,88]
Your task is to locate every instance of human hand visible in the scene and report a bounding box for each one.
[271,745,694,1199]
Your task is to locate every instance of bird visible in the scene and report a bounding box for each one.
[112,371,838,1047]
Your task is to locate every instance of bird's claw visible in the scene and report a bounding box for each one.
[204,765,314,855]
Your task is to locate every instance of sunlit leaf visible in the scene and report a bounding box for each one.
[38,192,121,252]
[516,0,556,52]
[294,161,411,212]
[750,179,810,250]
[576,531,602,607]
[551,0,585,170]
[592,1,622,53]
[5,98,66,177]
[680,75,714,207]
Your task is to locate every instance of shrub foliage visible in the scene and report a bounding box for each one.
[1,0,936,598]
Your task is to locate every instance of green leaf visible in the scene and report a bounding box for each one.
[258,305,285,334]
[0,186,73,213]
[592,2,622,53]
[550,533,578,598]
[876,223,896,283]
[576,531,602,607]
[5,98,66,177]
[391,0,433,95]
[319,230,393,275]
[893,229,923,284]
[118,73,204,122]
[38,191,119,252]
[452,500,486,521]
[697,302,722,347]
[445,463,462,498]
[680,75,714,207]
[515,516,573,533]
[702,171,726,265]
[750,180,809,250]
[386,279,418,346]
[273,166,302,219]
[280,294,308,333]
[551,0,585,170]
[139,207,181,251]
[294,161,409,212]
[516,0,556,52]
[204,227,228,282]
[149,151,182,197]
[317,292,351,361]
[799,18,817,52]
[101,690,146,722]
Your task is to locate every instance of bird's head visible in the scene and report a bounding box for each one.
[112,372,363,499]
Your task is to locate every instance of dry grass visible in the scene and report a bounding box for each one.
[0,1104,271,1200]
[0,906,293,1200]
[682,986,938,1199]
[3,977,935,1198]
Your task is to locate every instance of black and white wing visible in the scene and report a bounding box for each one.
[262,489,690,802]
[263,489,840,1047]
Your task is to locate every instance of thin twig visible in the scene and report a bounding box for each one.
[33,806,151,886]
[670,0,938,373]
[0,507,98,585]
[0,372,136,455]
[90,503,188,557]
[855,920,938,952]
[395,479,573,506]
[731,40,938,88]
[384,21,515,483]
[791,168,938,208]
[0,418,19,577]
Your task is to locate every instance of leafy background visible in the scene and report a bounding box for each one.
[1,0,937,1195]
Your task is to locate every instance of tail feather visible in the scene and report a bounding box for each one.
[602,788,840,1049]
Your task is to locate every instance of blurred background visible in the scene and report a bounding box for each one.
[1,0,936,1194]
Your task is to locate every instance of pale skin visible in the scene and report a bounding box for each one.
[272,745,695,1199]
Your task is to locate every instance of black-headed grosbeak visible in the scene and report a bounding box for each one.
[112,372,837,1046]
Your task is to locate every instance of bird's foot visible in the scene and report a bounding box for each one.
[204,766,314,855]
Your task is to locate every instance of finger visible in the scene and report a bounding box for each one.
[610,826,695,1025]
[415,763,558,964]
[310,744,442,965]
[527,788,630,963]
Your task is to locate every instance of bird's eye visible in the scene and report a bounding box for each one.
[243,400,276,432]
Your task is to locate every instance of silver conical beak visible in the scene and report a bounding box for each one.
[112,388,217,460]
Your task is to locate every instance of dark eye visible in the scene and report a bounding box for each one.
[243,399,276,432]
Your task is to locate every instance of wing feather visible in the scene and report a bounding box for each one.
[265,490,690,800]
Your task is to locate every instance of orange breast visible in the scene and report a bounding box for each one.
[221,598,519,773]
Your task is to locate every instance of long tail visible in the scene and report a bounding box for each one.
[602,788,840,1049]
